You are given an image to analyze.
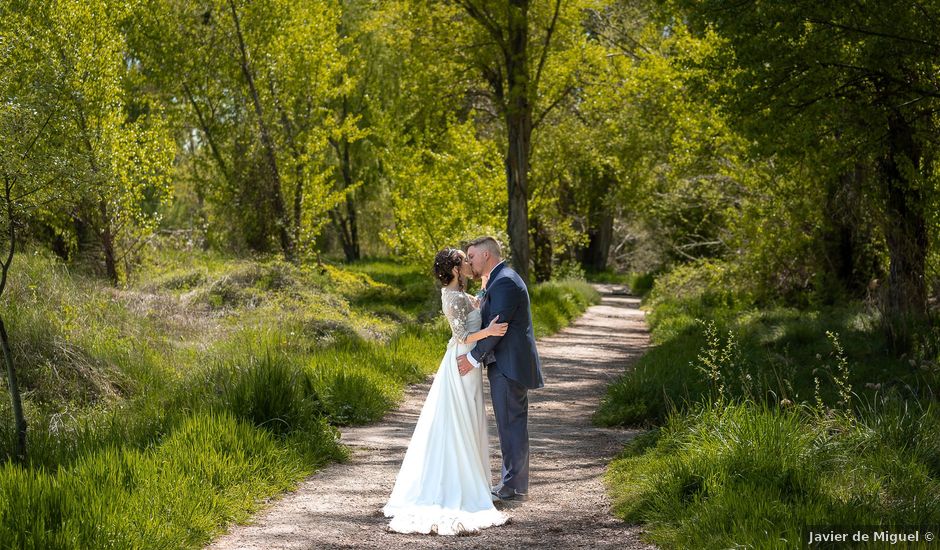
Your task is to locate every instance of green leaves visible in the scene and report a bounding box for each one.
[382,119,506,264]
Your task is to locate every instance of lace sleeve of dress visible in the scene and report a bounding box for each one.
[443,290,473,344]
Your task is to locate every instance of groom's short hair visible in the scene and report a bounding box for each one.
[465,236,501,259]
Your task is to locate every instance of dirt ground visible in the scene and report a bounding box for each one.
[207,284,655,549]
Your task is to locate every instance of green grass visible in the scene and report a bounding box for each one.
[0,245,598,548]
[0,412,332,549]
[599,259,940,548]
[531,279,600,337]
[341,257,440,321]
[607,400,940,549]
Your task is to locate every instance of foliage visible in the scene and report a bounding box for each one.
[2,0,175,283]
[670,0,940,326]
[382,120,506,265]
[131,0,352,256]
[596,260,938,426]
[570,8,747,274]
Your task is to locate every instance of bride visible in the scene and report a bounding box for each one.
[382,247,510,535]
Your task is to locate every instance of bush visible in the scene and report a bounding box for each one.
[203,351,325,436]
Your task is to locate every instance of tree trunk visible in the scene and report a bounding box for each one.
[880,111,928,349]
[340,194,360,262]
[292,163,304,250]
[329,202,360,262]
[98,200,119,285]
[819,165,876,299]
[267,71,307,253]
[194,177,210,251]
[182,82,233,186]
[0,316,26,462]
[228,0,294,261]
[583,210,613,272]
[0,181,26,462]
[504,0,532,284]
[333,137,360,262]
[531,216,552,282]
[76,110,120,284]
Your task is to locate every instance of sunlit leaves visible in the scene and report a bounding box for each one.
[382,119,506,264]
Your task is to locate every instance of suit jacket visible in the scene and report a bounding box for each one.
[470,262,543,389]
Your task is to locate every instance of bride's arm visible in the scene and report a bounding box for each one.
[463,316,507,344]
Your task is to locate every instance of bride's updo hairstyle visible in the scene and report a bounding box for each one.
[433,247,463,288]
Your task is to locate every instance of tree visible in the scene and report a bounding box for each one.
[382,120,506,265]
[38,0,174,285]
[673,0,940,340]
[324,0,379,262]
[340,0,501,261]
[131,0,351,258]
[547,3,744,275]
[435,0,594,283]
[0,1,77,460]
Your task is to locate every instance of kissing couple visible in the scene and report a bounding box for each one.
[382,236,544,535]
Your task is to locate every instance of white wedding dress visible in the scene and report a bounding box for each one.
[382,288,508,535]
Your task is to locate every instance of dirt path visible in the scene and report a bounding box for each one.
[208,284,654,549]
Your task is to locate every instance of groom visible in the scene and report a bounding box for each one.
[457,236,543,501]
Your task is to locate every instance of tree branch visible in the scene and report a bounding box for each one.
[805,17,940,50]
[0,177,16,296]
[12,172,60,203]
[182,81,233,183]
[532,0,562,95]
[533,85,574,129]
[454,0,506,52]
[21,110,55,163]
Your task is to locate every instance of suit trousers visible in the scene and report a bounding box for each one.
[487,367,529,493]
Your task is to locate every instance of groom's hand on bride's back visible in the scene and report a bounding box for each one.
[457,354,474,376]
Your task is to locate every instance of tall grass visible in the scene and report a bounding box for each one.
[601,259,940,548]
[596,263,939,426]
[531,279,600,337]
[0,412,323,549]
[608,400,940,548]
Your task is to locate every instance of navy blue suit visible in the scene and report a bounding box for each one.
[470,262,542,493]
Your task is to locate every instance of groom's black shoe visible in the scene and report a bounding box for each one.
[491,484,526,501]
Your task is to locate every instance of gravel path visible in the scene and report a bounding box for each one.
[207,284,654,549]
